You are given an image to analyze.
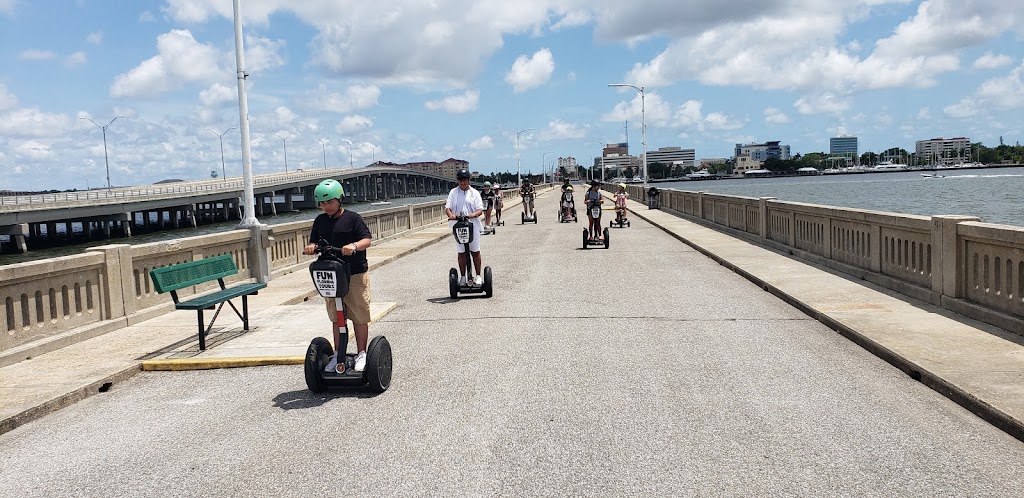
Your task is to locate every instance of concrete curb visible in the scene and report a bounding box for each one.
[629,202,1024,443]
[142,357,304,371]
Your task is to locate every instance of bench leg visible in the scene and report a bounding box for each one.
[197,309,206,351]
[242,295,250,331]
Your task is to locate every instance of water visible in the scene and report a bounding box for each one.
[656,167,1023,227]
[0,194,448,266]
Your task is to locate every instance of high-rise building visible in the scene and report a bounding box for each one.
[915,137,972,166]
[735,141,790,161]
[830,135,858,158]
[646,146,695,169]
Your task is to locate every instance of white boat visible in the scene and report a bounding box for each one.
[921,173,946,178]
[370,201,392,206]
[871,161,906,171]
[685,170,712,179]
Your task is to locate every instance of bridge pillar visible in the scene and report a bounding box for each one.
[269,191,278,216]
[284,190,294,211]
[103,220,111,238]
[0,224,29,253]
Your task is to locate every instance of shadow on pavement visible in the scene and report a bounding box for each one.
[272,388,378,410]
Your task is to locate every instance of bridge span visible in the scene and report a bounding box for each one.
[1,186,1023,494]
[0,166,458,252]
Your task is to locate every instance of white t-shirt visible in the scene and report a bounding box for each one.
[446,186,484,230]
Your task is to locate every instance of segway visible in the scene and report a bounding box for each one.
[610,204,630,228]
[521,193,538,224]
[448,215,493,298]
[304,240,392,394]
[493,192,506,227]
[559,190,577,223]
[582,201,610,249]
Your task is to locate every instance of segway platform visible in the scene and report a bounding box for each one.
[448,217,494,299]
[610,210,630,228]
[582,228,610,249]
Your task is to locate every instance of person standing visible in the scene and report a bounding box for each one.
[445,169,486,286]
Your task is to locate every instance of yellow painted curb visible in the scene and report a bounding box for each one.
[142,356,304,371]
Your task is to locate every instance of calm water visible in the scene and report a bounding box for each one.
[657,167,1023,227]
[0,195,448,266]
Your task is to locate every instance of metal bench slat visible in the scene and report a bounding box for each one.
[174,283,267,310]
[150,254,238,294]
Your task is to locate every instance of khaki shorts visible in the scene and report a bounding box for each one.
[324,272,371,325]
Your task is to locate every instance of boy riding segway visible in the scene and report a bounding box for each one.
[520,178,537,224]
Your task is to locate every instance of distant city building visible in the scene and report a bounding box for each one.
[646,146,695,169]
[395,158,469,178]
[735,141,791,161]
[915,137,972,166]
[830,135,858,158]
[734,155,763,175]
[699,158,728,168]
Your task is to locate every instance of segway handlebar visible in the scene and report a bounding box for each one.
[313,238,344,259]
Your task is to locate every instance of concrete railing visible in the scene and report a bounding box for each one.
[640,186,1024,335]
[0,192,525,361]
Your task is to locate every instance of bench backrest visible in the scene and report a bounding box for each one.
[150,254,239,294]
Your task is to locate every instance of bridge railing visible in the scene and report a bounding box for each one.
[645,187,1024,335]
[0,166,451,209]
[0,190,525,362]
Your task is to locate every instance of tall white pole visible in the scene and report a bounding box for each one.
[608,83,647,187]
[317,137,329,169]
[516,128,536,186]
[82,116,122,190]
[233,0,258,226]
[541,151,552,184]
[208,127,235,179]
[276,132,293,173]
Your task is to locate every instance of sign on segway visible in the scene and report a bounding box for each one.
[454,225,472,244]
[312,270,337,297]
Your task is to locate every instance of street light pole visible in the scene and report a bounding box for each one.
[316,137,330,170]
[516,128,536,186]
[208,127,236,179]
[82,116,124,189]
[340,139,354,168]
[608,83,646,188]
[541,151,552,184]
[275,132,293,173]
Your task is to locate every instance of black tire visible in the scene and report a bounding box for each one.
[533,213,538,224]
[449,268,458,299]
[365,336,392,393]
[304,337,333,393]
[604,228,610,249]
[583,229,589,249]
[521,212,525,224]
[483,266,493,298]
[627,221,631,227]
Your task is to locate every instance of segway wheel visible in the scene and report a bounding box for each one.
[583,229,589,249]
[627,221,631,227]
[604,228,610,249]
[521,212,525,224]
[304,337,334,393]
[448,268,459,299]
[365,336,392,393]
[533,213,538,224]
[483,266,493,298]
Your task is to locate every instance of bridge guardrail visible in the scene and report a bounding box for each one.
[629,185,1024,336]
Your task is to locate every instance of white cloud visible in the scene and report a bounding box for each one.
[424,90,479,113]
[541,119,586,140]
[505,48,555,93]
[468,136,494,150]
[314,84,381,113]
[20,49,56,61]
[110,29,224,98]
[973,52,1013,70]
[0,107,71,137]
[794,93,851,114]
[64,51,87,68]
[86,32,104,45]
[199,83,235,106]
[917,107,931,119]
[273,106,298,125]
[336,115,374,134]
[764,107,790,124]
[704,112,746,130]
[0,0,14,15]
[244,35,286,72]
[139,11,156,22]
[945,60,1024,117]
[0,83,17,111]
[674,100,704,130]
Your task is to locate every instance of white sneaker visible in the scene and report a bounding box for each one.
[354,352,366,372]
[324,354,339,373]
[473,275,483,286]
[459,275,468,286]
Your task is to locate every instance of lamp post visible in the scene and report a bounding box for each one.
[541,151,552,184]
[232,0,259,227]
[316,137,330,170]
[608,83,646,187]
[340,139,354,168]
[208,127,236,179]
[589,140,608,183]
[516,128,536,186]
[81,116,124,190]
[371,145,380,164]
[275,132,293,173]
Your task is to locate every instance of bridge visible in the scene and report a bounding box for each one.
[1,186,1023,494]
[0,166,459,252]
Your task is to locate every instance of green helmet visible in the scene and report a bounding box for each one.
[314,179,345,203]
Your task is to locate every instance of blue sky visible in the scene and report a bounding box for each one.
[1,0,1022,190]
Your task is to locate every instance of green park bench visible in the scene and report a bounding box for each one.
[149,254,267,350]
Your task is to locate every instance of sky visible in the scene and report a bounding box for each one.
[1,0,1022,191]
